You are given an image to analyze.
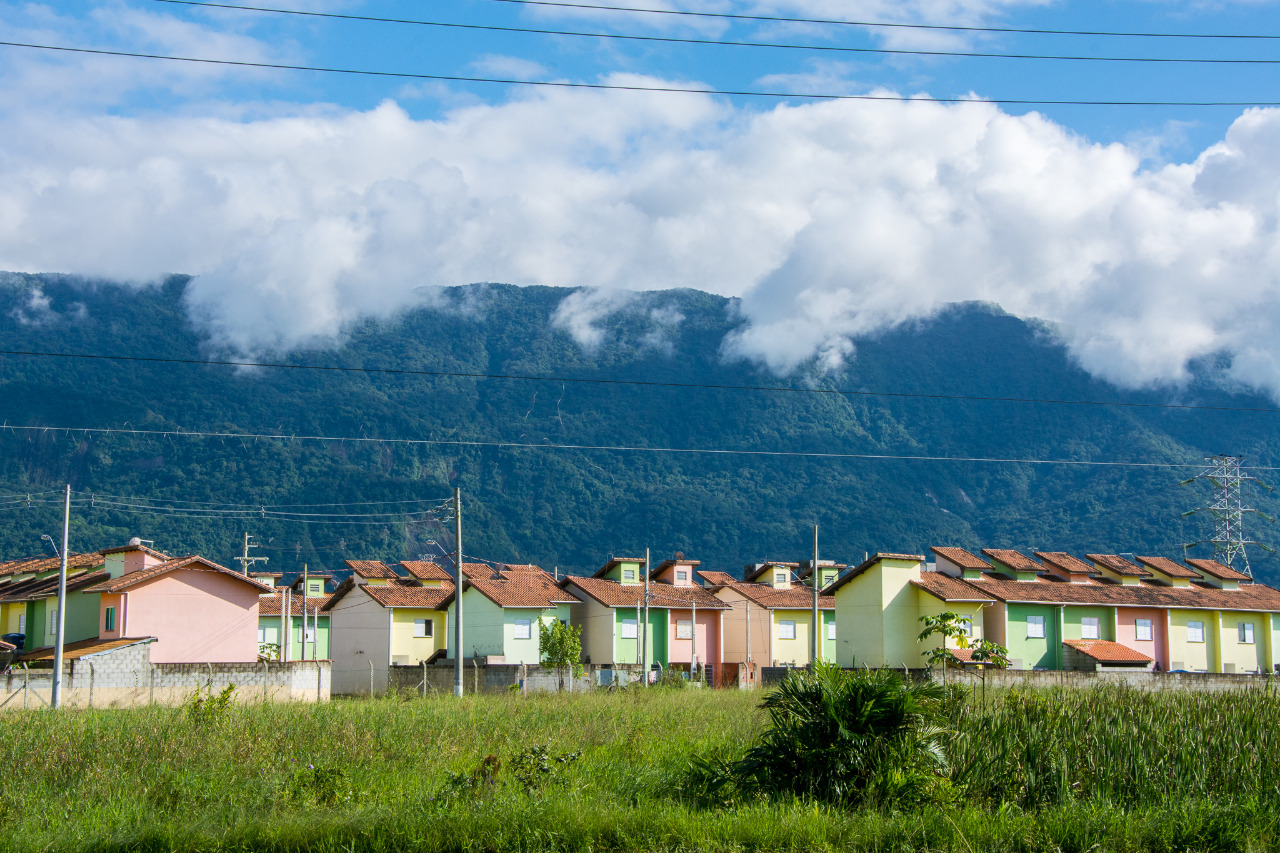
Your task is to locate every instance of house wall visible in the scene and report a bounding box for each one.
[714,590,770,666]
[1218,610,1268,674]
[1168,609,1213,672]
[822,610,836,662]
[568,595,616,665]
[25,590,100,651]
[1004,603,1061,670]
[666,608,718,667]
[1063,606,1116,643]
[1115,607,1168,670]
[389,608,445,665]
[329,590,392,694]
[446,590,506,659]
[0,602,24,634]
[834,566,885,667]
[121,571,260,663]
[771,609,816,667]
[502,608,553,666]
[613,607,662,665]
[100,593,125,640]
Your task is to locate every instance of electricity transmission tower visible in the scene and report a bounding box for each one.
[1182,455,1274,578]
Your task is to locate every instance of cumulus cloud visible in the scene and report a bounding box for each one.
[3,76,1280,396]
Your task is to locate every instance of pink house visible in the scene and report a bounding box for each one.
[1116,606,1169,670]
[86,543,270,663]
[649,557,723,672]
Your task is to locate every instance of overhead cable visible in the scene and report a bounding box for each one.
[1,41,1276,106]
[145,0,1280,65]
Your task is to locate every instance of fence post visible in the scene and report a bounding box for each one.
[23,665,28,710]
[149,666,154,705]
[88,662,94,709]
[422,661,427,698]
[369,660,374,697]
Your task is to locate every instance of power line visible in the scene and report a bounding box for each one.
[146,0,1280,65]
[484,0,1280,41]
[2,41,1277,107]
[1,348,1276,413]
[0,421,1227,469]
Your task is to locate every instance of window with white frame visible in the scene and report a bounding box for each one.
[620,617,638,639]
[623,569,635,581]
[48,609,57,636]
[514,618,533,640]
[1027,614,1046,639]
[962,618,973,637]
[17,614,24,634]
[1135,618,1153,642]
[675,570,688,583]
[778,620,796,640]
[676,619,693,639]
[1240,622,1256,644]
[775,572,787,584]
[826,621,836,640]
[1081,616,1100,640]
[1187,620,1205,643]
[414,618,432,638]
[257,626,267,644]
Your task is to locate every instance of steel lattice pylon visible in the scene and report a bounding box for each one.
[1182,455,1274,579]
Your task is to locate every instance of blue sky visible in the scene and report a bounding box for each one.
[2,0,1280,397]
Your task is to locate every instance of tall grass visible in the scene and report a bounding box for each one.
[5,683,1280,851]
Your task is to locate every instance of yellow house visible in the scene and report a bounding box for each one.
[829,553,994,669]
[704,567,837,668]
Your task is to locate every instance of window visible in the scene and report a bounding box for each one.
[17,614,24,634]
[48,609,57,636]
[778,620,796,640]
[1081,616,1100,640]
[676,619,693,639]
[257,626,267,643]
[307,581,322,596]
[826,621,836,640]
[1187,621,1205,643]
[514,618,532,640]
[105,606,116,632]
[414,619,433,638]
[1240,622,1256,644]
[1027,614,1045,639]
[1135,618,1153,642]
[962,618,973,637]
[304,626,316,644]
[775,572,787,585]
[622,569,635,582]
[620,617,638,639]
[676,570,688,583]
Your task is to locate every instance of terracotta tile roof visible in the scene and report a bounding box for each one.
[1186,558,1252,582]
[438,564,577,609]
[20,636,156,662]
[1063,639,1153,664]
[982,549,1043,574]
[0,569,109,603]
[1086,554,1151,577]
[563,576,730,610]
[1135,556,1202,580]
[363,582,454,609]
[84,556,273,594]
[99,543,171,561]
[258,590,332,616]
[963,573,1280,612]
[697,570,739,586]
[826,553,926,593]
[344,559,400,579]
[717,582,835,610]
[912,573,997,603]
[930,547,990,570]
[1038,552,1098,576]
[0,551,104,579]
[400,561,454,581]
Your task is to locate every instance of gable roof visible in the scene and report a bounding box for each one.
[981,549,1043,574]
[1185,558,1251,582]
[0,551,104,580]
[99,543,171,561]
[826,553,926,593]
[84,556,273,594]
[1135,556,1202,580]
[362,582,454,609]
[960,572,1280,612]
[912,573,997,603]
[562,576,729,610]
[1037,552,1097,576]
[400,561,454,581]
[1086,554,1151,577]
[1063,639,1153,664]
[443,565,579,609]
[697,570,739,586]
[723,584,835,610]
[0,569,109,603]
[344,559,400,579]
[258,590,332,616]
[930,547,990,570]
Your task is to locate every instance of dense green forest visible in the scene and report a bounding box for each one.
[0,271,1276,582]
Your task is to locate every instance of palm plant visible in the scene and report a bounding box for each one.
[722,664,955,808]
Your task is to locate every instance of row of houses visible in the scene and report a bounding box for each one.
[314,547,1280,692]
[5,537,1278,695]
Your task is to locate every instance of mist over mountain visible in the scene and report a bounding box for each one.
[0,272,1276,582]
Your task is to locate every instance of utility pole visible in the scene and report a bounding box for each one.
[811,524,819,666]
[454,487,464,697]
[1182,455,1274,578]
[641,548,649,685]
[301,563,309,659]
[51,484,70,709]
[235,532,269,575]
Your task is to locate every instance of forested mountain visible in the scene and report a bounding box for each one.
[0,272,1277,582]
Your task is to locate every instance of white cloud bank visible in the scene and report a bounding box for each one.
[1,81,1279,396]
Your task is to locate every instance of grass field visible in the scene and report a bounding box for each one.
[7,682,1280,852]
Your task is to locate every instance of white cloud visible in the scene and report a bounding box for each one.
[3,74,1280,397]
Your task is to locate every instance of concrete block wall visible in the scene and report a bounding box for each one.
[943,668,1274,692]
